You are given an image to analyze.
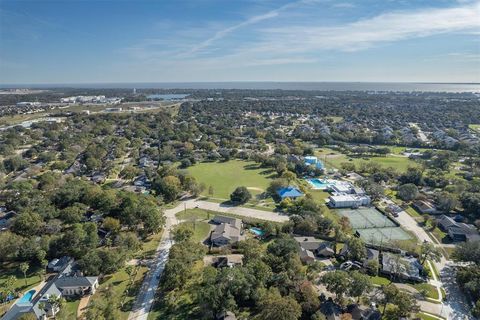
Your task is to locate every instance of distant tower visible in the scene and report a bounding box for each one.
[133,88,136,95]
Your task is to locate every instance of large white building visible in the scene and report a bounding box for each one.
[328,194,371,208]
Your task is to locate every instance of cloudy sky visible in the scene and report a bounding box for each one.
[0,0,479,84]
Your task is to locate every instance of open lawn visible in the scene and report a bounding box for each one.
[316,147,419,173]
[0,262,42,294]
[370,275,391,286]
[177,208,283,226]
[177,221,211,243]
[188,160,274,199]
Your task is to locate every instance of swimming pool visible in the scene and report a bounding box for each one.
[17,289,36,305]
[250,227,265,237]
[306,178,335,190]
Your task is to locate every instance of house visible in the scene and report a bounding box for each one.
[211,255,243,268]
[0,210,16,231]
[381,252,424,282]
[91,173,106,184]
[47,256,72,273]
[55,276,99,296]
[211,216,244,246]
[277,186,304,200]
[320,300,341,320]
[364,248,379,267]
[304,156,324,170]
[328,195,371,208]
[437,215,480,242]
[413,200,441,215]
[346,304,381,320]
[294,237,335,257]
[299,247,315,264]
[317,242,335,257]
[2,260,98,320]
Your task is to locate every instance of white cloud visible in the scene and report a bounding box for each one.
[257,1,480,53]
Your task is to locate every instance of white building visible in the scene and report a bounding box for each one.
[328,195,371,208]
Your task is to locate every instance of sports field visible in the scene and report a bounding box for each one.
[337,207,412,244]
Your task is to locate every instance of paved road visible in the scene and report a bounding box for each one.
[385,198,474,319]
[127,205,179,320]
[127,199,288,320]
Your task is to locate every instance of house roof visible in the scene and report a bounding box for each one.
[438,215,479,237]
[294,236,323,251]
[211,219,242,243]
[55,276,98,288]
[381,253,422,280]
[277,186,304,198]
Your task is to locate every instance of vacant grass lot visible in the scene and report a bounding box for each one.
[188,160,274,199]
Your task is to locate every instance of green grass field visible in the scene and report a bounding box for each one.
[188,160,274,199]
[177,221,211,243]
[316,147,419,173]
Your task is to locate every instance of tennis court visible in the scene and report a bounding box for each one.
[337,207,396,229]
[337,207,412,244]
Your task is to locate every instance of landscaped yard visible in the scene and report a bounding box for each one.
[188,160,274,200]
[369,275,391,286]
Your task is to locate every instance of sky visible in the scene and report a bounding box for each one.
[0,0,479,84]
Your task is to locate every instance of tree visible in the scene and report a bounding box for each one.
[345,237,367,261]
[397,183,418,201]
[12,212,44,237]
[348,271,372,302]
[419,242,442,264]
[281,171,296,184]
[452,241,480,265]
[230,186,252,204]
[258,288,302,320]
[208,185,214,196]
[102,217,121,234]
[435,192,457,213]
[380,284,399,316]
[19,262,29,287]
[172,223,194,242]
[321,270,350,301]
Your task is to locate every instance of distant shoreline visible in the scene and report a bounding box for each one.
[0,81,479,93]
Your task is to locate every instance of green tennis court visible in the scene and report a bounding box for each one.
[336,207,412,244]
[337,207,396,229]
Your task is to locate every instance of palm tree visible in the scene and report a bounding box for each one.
[19,262,29,287]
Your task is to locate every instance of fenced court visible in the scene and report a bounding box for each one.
[337,207,412,244]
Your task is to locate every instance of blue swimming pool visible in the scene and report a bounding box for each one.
[307,178,334,190]
[250,227,265,237]
[17,290,36,305]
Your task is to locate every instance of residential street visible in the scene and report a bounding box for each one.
[385,198,475,319]
[127,198,287,319]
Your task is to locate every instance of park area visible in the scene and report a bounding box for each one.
[337,207,412,244]
[188,160,278,211]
